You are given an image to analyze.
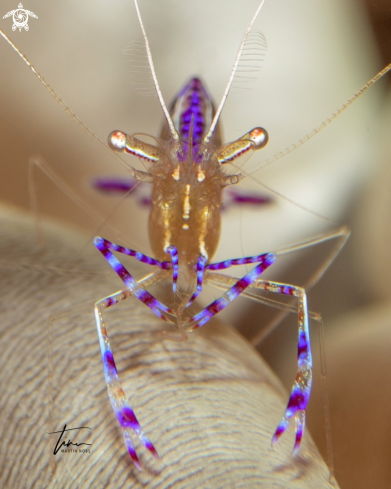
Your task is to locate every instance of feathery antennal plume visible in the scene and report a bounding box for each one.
[232,32,268,91]
[133,0,179,141]
[203,0,267,144]
[123,40,156,97]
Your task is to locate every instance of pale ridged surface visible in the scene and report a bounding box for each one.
[0,204,338,488]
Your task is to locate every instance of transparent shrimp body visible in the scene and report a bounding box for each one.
[95,71,315,471]
[1,0,391,476]
[148,78,224,268]
[87,0,322,471]
[108,77,268,304]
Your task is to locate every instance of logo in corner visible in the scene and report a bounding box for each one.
[3,3,38,32]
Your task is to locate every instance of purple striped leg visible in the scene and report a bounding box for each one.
[164,245,179,293]
[94,237,171,269]
[186,255,207,307]
[238,279,312,453]
[184,253,276,330]
[95,288,160,469]
[94,237,174,321]
[263,283,312,454]
[206,253,273,271]
[93,237,182,468]
[203,271,312,454]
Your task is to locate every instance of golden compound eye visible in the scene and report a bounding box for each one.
[249,127,269,149]
[197,171,205,182]
[108,130,126,151]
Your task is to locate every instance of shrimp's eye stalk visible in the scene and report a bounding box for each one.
[108,130,127,152]
[250,127,269,150]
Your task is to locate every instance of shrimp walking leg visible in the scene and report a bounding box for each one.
[94,269,169,468]
[95,289,159,469]
[203,272,312,453]
[185,253,276,329]
[254,281,311,453]
[187,255,207,306]
[94,237,175,321]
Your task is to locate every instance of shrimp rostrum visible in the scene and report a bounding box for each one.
[93,0,312,470]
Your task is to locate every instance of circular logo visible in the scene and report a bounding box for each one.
[12,8,29,31]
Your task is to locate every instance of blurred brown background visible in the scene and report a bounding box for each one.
[366,0,391,66]
[1,0,391,487]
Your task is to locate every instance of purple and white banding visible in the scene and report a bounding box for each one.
[207,253,276,271]
[165,245,179,293]
[188,253,275,329]
[187,255,207,306]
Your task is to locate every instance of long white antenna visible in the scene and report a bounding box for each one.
[203,0,267,144]
[0,29,151,182]
[134,0,179,141]
[247,61,391,174]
